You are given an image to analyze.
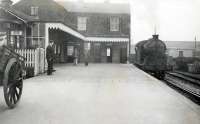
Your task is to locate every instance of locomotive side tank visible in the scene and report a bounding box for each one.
[135,34,167,79]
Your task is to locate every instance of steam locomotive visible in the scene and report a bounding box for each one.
[134,34,167,79]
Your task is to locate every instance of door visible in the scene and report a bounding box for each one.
[120,48,127,63]
[66,45,74,63]
[94,43,101,62]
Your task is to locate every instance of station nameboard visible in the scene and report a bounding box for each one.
[0,32,7,46]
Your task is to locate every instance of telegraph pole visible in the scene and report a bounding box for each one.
[195,36,197,50]
[154,25,157,35]
[194,36,197,57]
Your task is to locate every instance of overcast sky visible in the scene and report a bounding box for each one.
[12,0,200,44]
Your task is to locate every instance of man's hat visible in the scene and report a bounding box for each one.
[50,40,54,43]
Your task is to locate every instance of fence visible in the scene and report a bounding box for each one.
[15,48,45,76]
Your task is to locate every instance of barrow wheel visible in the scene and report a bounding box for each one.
[3,58,23,108]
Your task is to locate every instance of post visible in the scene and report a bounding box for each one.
[194,36,197,57]
[45,23,49,71]
[41,48,45,73]
[127,41,130,64]
[34,48,39,76]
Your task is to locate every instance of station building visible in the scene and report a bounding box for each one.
[0,0,130,64]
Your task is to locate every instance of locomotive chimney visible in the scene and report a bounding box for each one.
[152,34,159,39]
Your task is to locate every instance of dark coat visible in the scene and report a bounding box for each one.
[46,45,54,62]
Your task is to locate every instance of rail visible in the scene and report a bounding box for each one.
[165,72,200,98]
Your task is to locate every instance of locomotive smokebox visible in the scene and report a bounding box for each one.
[152,34,159,40]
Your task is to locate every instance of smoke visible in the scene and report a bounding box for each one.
[132,0,200,43]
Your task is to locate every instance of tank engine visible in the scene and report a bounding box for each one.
[135,34,167,79]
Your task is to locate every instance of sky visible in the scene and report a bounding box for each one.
[11,0,200,44]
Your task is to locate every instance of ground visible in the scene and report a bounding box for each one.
[0,64,200,124]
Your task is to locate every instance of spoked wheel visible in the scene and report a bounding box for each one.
[3,58,23,108]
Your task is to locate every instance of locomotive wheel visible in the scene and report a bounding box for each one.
[160,72,165,80]
[3,58,23,108]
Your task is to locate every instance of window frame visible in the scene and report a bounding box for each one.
[31,6,39,16]
[107,48,111,57]
[67,46,74,56]
[110,17,120,32]
[77,17,87,31]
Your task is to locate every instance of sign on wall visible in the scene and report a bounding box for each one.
[11,30,23,36]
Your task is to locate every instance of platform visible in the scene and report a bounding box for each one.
[0,64,200,124]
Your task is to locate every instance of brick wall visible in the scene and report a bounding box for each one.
[66,12,130,38]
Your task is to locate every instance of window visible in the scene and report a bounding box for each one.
[54,44,57,54]
[78,17,87,31]
[110,17,120,31]
[94,43,100,47]
[179,51,183,57]
[67,46,74,56]
[31,6,38,16]
[58,45,61,54]
[54,45,61,54]
[84,43,91,50]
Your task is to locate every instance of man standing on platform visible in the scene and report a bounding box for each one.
[46,40,55,75]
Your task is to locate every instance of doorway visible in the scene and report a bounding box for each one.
[120,48,127,63]
[66,45,74,63]
[107,47,112,63]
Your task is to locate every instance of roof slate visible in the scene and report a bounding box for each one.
[12,0,68,22]
[57,1,130,14]
[0,6,36,22]
[10,0,130,38]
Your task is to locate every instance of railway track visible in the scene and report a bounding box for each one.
[164,72,200,98]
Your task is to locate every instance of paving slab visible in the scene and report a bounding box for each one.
[0,64,200,124]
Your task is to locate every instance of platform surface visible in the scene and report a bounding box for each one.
[0,64,200,124]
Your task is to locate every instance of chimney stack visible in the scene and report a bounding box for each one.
[0,0,13,8]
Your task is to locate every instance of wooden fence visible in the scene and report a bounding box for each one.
[15,48,45,76]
